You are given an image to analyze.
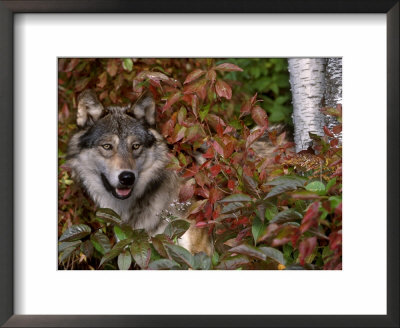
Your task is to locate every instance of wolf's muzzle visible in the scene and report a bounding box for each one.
[101,172,134,200]
[119,171,135,186]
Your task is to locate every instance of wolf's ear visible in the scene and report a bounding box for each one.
[130,95,156,126]
[76,90,104,127]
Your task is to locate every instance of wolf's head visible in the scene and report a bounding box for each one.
[67,90,169,205]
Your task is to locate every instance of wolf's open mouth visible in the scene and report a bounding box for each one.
[101,173,133,200]
[115,188,132,198]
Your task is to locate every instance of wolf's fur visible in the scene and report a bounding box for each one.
[67,90,211,254]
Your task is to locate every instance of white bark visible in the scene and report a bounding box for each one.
[288,58,326,152]
[324,58,342,132]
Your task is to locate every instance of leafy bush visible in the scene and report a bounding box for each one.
[221,58,292,125]
[58,58,342,270]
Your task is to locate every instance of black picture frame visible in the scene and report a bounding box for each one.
[1,1,398,327]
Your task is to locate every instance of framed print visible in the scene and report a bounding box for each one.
[1,1,398,327]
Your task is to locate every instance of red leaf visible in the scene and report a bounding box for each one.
[183,78,208,95]
[60,103,69,120]
[300,201,320,233]
[185,124,202,142]
[208,187,221,205]
[188,199,207,215]
[216,122,224,137]
[214,63,243,72]
[162,92,181,113]
[210,164,221,177]
[204,201,213,216]
[179,179,195,202]
[299,237,317,266]
[75,77,91,92]
[212,141,225,157]
[240,101,252,116]
[246,127,266,148]
[106,59,118,77]
[206,69,217,84]
[64,58,80,72]
[332,125,342,134]
[138,71,170,82]
[202,147,215,159]
[323,126,334,137]
[215,80,232,99]
[330,138,339,147]
[334,202,342,217]
[184,69,205,85]
[132,79,144,96]
[171,125,187,143]
[97,71,108,88]
[329,230,342,250]
[251,106,268,128]
[223,142,234,158]
[227,180,235,190]
[223,126,234,135]
[161,116,176,138]
[207,114,226,131]
[250,93,258,105]
[194,171,209,188]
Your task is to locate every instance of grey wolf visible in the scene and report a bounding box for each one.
[66,90,211,255]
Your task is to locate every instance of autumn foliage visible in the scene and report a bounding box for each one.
[58,58,342,270]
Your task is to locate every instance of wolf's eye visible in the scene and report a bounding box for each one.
[102,144,113,150]
[132,143,141,150]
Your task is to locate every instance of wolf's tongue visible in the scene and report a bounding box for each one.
[116,188,131,197]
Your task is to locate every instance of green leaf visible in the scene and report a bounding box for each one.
[96,208,122,225]
[164,243,195,268]
[148,259,181,270]
[58,246,78,263]
[219,193,252,203]
[151,234,171,259]
[265,176,307,199]
[283,243,293,263]
[100,238,132,267]
[265,184,297,199]
[228,243,267,261]
[90,231,111,255]
[164,220,190,239]
[329,196,342,210]
[114,224,134,241]
[122,58,133,72]
[325,178,337,193]
[199,107,209,122]
[270,209,303,224]
[59,224,91,242]
[265,203,278,221]
[295,200,307,213]
[220,202,245,214]
[305,181,326,195]
[58,240,82,253]
[130,230,151,269]
[215,254,250,270]
[258,246,286,265]
[118,250,132,270]
[193,252,212,270]
[252,216,266,245]
[149,244,163,262]
[80,240,94,259]
[211,251,220,267]
[266,175,307,186]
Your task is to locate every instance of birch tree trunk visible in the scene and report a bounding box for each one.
[288,58,342,152]
[323,58,342,132]
[288,58,326,152]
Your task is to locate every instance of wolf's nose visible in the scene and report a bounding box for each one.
[118,171,135,186]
